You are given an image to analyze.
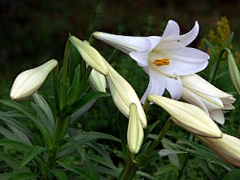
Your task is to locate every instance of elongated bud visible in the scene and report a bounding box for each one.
[127,103,144,154]
[198,133,240,167]
[89,69,107,92]
[10,59,58,101]
[69,36,108,75]
[148,94,222,138]
[227,49,240,95]
[106,63,147,128]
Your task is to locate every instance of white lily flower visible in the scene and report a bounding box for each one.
[10,59,58,100]
[106,62,147,128]
[181,74,235,125]
[127,103,144,154]
[89,69,107,92]
[148,94,222,138]
[93,20,209,102]
[198,133,240,167]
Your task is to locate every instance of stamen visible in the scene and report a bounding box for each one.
[149,62,179,80]
[153,58,170,66]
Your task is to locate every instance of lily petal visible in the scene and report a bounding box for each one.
[165,77,182,100]
[93,32,151,53]
[182,74,233,98]
[162,20,180,39]
[141,69,166,103]
[182,87,209,115]
[209,110,225,125]
[178,21,199,46]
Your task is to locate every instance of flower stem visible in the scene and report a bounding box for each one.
[146,117,173,155]
[46,115,66,169]
[108,49,118,64]
[118,162,138,180]
[143,99,150,113]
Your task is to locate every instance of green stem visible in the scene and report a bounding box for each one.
[108,49,118,64]
[46,115,66,169]
[143,99,150,113]
[79,66,93,94]
[88,34,95,45]
[146,118,173,155]
[118,162,138,180]
[209,48,226,83]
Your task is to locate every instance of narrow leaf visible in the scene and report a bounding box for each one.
[21,146,43,167]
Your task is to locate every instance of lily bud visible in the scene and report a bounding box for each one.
[227,49,240,95]
[10,59,58,101]
[69,36,108,75]
[127,103,144,154]
[106,63,147,128]
[148,94,222,138]
[89,69,107,92]
[198,133,240,167]
[181,74,235,125]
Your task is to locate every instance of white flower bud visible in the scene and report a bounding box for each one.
[198,133,240,167]
[10,59,58,101]
[89,69,107,92]
[69,36,108,75]
[148,94,222,138]
[127,103,144,154]
[106,63,147,128]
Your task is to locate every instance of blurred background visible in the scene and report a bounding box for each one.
[0,0,240,132]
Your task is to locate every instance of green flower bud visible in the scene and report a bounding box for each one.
[227,49,240,95]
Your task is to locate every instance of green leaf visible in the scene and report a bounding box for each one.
[50,169,68,180]
[0,100,53,147]
[0,126,25,143]
[67,65,81,104]
[31,102,54,136]
[21,146,43,167]
[223,32,234,48]
[136,170,155,180]
[204,38,217,59]
[198,159,220,180]
[57,161,93,180]
[0,111,35,144]
[158,149,187,157]
[69,91,110,115]
[178,139,232,170]
[89,154,120,175]
[0,173,13,180]
[0,139,32,152]
[0,151,27,171]
[73,131,120,144]
[7,125,32,146]
[155,164,178,176]
[70,140,99,179]
[87,141,113,166]
[116,113,128,155]
[33,92,55,128]
[9,172,37,180]
[223,169,240,180]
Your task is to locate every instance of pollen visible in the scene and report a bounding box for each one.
[153,58,170,66]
